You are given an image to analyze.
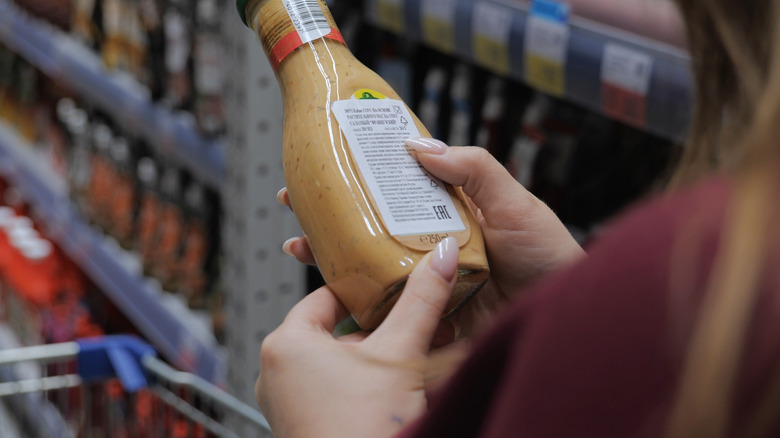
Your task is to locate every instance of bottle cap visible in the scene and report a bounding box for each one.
[10,216,33,230]
[22,239,53,262]
[0,206,14,228]
[9,227,38,247]
[93,123,113,152]
[138,157,158,185]
[236,0,250,26]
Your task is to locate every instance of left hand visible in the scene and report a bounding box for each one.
[256,237,461,438]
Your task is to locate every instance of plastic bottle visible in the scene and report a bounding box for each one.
[237,0,489,329]
[418,67,447,140]
[446,63,472,146]
[475,76,506,155]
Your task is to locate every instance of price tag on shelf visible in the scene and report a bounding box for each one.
[524,0,570,97]
[601,43,653,127]
[472,2,513,74]
[372,0,405,34]
[421,0,457,53]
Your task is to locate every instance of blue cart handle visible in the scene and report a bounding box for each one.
[76,335,156,393]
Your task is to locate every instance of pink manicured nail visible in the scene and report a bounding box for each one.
[405,138,448,155]
[282,238,296,256]
[430,236,458,281]
[276,188,287,204]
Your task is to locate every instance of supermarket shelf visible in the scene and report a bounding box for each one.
[0,124,227,385]
[365,0,693,142]
[0,0,225,191]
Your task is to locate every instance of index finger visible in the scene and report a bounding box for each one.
[410,144,537,227]
[283,286,351,335]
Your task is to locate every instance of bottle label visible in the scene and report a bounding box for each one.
[331,91,470,250]
[255,0,345,71]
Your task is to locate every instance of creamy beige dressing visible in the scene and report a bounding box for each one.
[247,0,489,329]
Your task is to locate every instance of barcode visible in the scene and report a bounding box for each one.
[284,0,332,43]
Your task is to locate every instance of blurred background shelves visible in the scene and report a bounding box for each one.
[0,0,225,191]
[0,122,226,384]
[365,0,693,142]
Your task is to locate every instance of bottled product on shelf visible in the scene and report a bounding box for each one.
[474,76,506,155]
[417,66,447,140]
[446,63,473,146]
[11,0,229,140]
[193,0,227,138]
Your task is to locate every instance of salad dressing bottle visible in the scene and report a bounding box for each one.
[237,0,489,329]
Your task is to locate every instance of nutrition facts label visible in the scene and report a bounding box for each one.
[332,97,466,237]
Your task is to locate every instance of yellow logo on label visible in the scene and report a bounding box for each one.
[353,88,387,100]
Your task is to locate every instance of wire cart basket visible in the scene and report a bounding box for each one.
[0,335,271,437]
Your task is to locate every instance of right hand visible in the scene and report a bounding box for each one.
[405,138,585,294]
[278,138,585,336]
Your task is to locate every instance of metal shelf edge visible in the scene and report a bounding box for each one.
[365,0,693,142]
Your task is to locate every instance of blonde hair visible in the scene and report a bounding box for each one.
[665,0,780,436]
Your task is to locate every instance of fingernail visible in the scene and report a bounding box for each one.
[282,238,295,256]
[430,237,458,281]
[276,188,286,204]
[405,137,448,155]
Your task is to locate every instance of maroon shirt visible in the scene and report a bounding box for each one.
[397,176,780,437]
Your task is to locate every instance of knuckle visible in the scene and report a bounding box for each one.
[465,146,494,168]
[459,147,494,197]
[259,330,287,368]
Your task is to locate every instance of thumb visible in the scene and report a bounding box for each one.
[405,139,539,227]
[370,237,458,355]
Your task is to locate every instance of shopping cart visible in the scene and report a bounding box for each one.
[0,335,271,437]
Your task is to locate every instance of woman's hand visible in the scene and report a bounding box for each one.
[405,138,584,292]
[256,238,461,438]
[405,138,585,336]
[277,138,584,336]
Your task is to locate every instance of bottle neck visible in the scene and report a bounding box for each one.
[247,0,348,72]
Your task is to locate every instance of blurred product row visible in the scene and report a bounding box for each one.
[0,198,146,349]
[0,45,224,333]
[12,0,228,139]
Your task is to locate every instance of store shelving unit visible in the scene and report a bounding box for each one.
[0,0,228,383]
[0,123,226,384]
[0,0,224,191]
[365,0,693,142]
